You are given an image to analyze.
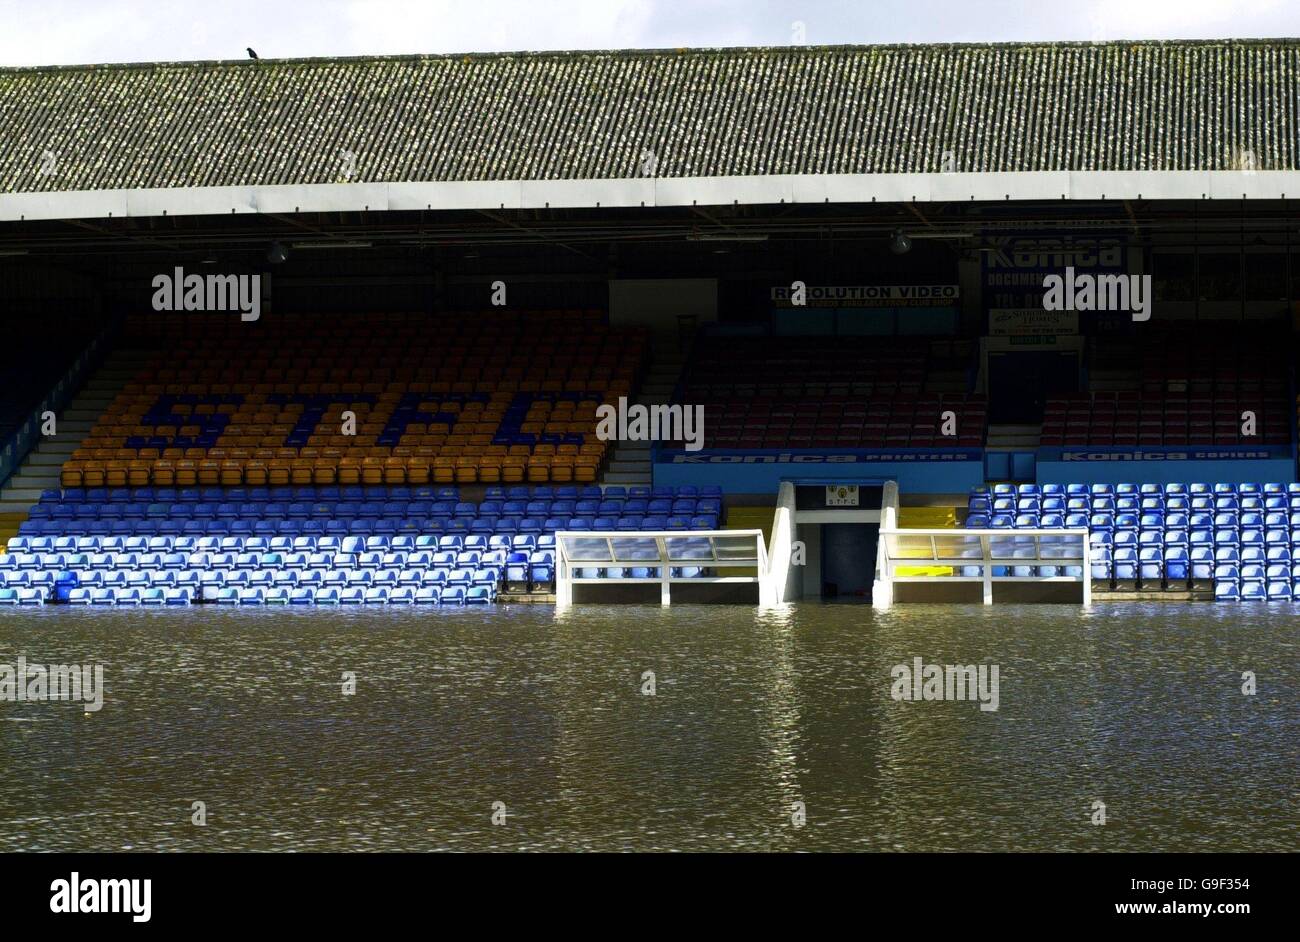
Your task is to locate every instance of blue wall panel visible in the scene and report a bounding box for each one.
[1036,445,1296,486]
[1037,458,1296,486]
[656,449,985,494]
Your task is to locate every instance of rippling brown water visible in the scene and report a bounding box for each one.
[0,603,1295,851]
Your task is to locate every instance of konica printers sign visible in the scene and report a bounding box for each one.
[656,448,985,493]
[666,449,982,464]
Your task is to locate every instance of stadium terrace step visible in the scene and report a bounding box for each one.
[0,488,52,503]
[611,444,652,458]
[3,476,63,494]
[48,420,95,435]
[0,347,144,513]
[601,471,652,484]
[599,340,687,488]
[30,441,80,456]
[986,424,1042,450]
[62,409,110,422]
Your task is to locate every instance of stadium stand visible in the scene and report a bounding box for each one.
[59,311,646,489]
[0,308,743,605]
[1041,327,1291,447]
[677,336,987,448]
[964,482,1300,602]
[2,484,725,605]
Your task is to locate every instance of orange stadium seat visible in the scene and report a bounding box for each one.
[68,310,647,487]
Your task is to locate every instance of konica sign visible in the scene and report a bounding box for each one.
[1040,445,1290,462]
[656,448,985,493]
[668,450,982,464]
[1037,445,1297,486]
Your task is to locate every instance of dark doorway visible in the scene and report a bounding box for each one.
[821,523,879,601]
[988,350,1080,424]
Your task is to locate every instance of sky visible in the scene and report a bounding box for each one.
[1,0,1297,66]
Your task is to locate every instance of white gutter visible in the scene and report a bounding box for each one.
[3,171,1298,222]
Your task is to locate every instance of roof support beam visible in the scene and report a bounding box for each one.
[4,171,1298,224]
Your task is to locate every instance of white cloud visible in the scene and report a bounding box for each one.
[0,0,1297,66]
[1085,0,1290,39]
[341,0,658,54]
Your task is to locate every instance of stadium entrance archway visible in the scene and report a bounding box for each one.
[820,523,878,601]
[776,481,884,603]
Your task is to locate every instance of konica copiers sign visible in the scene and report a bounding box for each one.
[1037,445,1297,486]
[1045,447,1288,462]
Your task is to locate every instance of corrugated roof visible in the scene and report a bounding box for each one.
[1,39,1297,192]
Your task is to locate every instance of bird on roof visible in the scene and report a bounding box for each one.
[247,47,259,60]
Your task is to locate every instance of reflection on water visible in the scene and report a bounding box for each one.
[0,603,1295,851]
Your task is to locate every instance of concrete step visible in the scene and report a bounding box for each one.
[608,460,650,474]
[0,344,132,514]
[4,473,62,491]
[0,487,50,503]
[601,471,652,484]
[612,445,652,459]
[987,429,1040,439]
[986,424,1041,449]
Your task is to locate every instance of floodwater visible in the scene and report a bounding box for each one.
[0,603,1295,852]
